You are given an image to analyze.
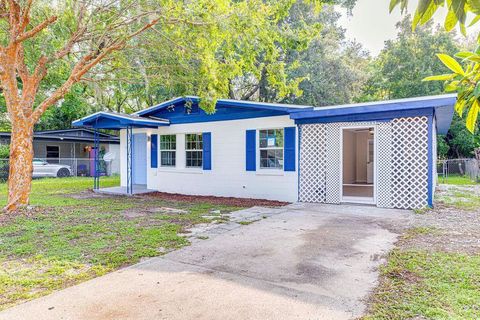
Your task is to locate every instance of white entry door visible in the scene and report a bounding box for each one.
[132,133,147,185]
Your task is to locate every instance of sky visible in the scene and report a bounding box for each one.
[337,0,478,56]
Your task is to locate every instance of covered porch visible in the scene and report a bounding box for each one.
[72,111,169,195]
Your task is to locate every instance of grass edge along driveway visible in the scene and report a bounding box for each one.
[0,176,248,311]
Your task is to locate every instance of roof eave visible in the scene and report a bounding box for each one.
[134,96,200,116]
[290,95,457,120]
[72,111,170,129]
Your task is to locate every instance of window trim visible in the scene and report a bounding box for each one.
[185,133,203,168]
[258,128,284,170]
[159,134,177,167]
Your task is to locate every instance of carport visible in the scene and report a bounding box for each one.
[72,111,169,194]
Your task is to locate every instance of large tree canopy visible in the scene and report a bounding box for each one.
[81,0,362,112]
[30,0,365,131]
[362,14,478,158]
[390,0,480,133]
[284,5,370,106]
[361,16,459,101]
[1,0,354,212]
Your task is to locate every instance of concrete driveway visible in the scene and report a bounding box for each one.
[0,203,411,320]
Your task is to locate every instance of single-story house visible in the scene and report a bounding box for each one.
[0,128,120,175]
[73,94,456,209]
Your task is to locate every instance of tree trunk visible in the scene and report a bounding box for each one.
[5,120,34,212]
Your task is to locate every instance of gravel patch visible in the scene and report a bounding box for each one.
[399,185,480,254]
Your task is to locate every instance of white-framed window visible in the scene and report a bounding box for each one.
[259,129,284,169]
[160,135,176,167]
[185,133,203,168]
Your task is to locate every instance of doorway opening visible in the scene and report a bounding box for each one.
[342,127,375,204]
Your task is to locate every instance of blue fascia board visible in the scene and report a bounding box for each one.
[72,113,169,129]
[290,96,456,120]
[168,109,286,124]
[135,96,199,116]
[135,96,313,117]
[294,108,434,125]
[215,100,312,113]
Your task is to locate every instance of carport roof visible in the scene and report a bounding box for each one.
[72,111,170,129]
[290,94,457,134]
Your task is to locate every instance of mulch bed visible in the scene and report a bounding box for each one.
[141,192,290,208]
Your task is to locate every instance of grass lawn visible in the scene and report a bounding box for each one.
[364,250,480,320]
[439,173,479,185]
[363,186,480,320]
[0,176,243,310]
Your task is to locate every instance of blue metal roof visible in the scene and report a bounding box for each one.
[134,96,313,117]
[72,111,170,129]
[73,94,456,134]
[290,94,457,134]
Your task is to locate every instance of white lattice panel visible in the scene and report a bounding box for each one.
[299,117,429,210]
[376,122,393,208]
[390,116,429,209]
[325,123,342,203]
[298,124,327,202]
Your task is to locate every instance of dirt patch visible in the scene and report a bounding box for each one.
[0,206,46,225]
[68,190,289,208]
[398,185,480,255]
[121,207,189,219]
[141,192,290,207]
[401,207,480,254]
[384,269,422,284]
[121,209,152,219]
[69,191,113,199]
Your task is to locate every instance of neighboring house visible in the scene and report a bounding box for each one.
[73,94,456,209]
[0,128,120,175]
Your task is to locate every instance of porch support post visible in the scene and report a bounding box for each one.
[427,114,434,208]
[126,126,133,195]
[93,128,100,190]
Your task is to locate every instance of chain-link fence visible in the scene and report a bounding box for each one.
[0,157,120,181]
[437,158,480,184]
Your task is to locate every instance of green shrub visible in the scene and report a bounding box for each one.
[0,144,9,159]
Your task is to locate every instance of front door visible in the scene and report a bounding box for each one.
[132,133,147,185]
[341,127,375,204]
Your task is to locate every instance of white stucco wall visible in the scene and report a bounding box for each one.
[107,144,120,174]
[120,115,298,202]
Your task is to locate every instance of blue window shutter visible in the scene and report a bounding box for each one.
[150,134,158,168]
[202,132,211,170]
[284,127,296,171]
[246,130,256,171]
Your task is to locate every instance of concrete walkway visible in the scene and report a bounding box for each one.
[0,203,411,320]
